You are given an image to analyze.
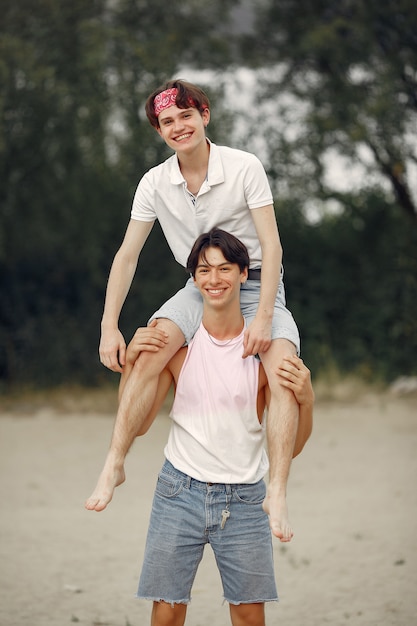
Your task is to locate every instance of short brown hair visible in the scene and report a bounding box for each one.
[186,228,249,277]
[145,79,210,128]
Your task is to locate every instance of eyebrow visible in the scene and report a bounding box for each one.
[159,108,194,123]
[196,261,232,269]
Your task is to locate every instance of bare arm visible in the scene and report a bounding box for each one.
[100,219,154,373]
[244,205,282,357]
[277,356,314,457]
[262,356,313,458]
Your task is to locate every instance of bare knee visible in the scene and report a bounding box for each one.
[260,338,296,365]
[132,319,185,377]
[151,600,187,626]
[229,602,265,626]
[152,318,186,341]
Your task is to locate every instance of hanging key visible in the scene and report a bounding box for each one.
[220,509,230,530]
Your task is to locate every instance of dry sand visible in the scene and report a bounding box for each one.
[0,389,416,626]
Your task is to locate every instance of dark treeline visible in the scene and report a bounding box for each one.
[280,194,417,381]
[1,0,416,389]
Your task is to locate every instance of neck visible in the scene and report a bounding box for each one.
[202,306,244,341]
[178,138,210,171]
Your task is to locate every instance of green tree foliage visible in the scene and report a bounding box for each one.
[233,0,417,382]
[1,0,416,389]
[239,0,417,221]
[1,0,116,385]
[0,0,239,387]
[279,192,417,381]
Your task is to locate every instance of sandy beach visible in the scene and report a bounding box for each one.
[1,388,416,626]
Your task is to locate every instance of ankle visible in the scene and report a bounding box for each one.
[104,451,125,471]
[267,482,287,497]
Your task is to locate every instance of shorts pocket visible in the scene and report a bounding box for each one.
[155,471,185,499]
[233,480,266,505]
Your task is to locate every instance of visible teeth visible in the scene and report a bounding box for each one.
[208,289,223,294]
[176,133,191,141]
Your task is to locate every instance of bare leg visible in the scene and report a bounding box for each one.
[151,601,187,626]
[229,602,265,626]
[85,319,184,512]
[260,338,299,542]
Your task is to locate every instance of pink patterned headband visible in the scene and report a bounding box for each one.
[154,88,178,116]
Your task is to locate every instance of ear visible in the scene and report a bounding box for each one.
[202,108,210,127]
[240,267,248,283]
[156,125,163,137]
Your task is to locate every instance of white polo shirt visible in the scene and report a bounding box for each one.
[131,140,273,268]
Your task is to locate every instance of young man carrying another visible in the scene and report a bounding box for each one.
[88,229,313,626]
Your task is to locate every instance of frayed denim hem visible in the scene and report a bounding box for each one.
[223,597,279,606]
[135,594,191,607]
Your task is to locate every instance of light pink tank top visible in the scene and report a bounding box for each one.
[164,322,269,483]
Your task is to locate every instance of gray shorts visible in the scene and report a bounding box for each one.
[149,277,300,354]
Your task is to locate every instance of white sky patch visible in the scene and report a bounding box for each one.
[174,66,417,213]
[322,144,389,194]
[303,197,345,225]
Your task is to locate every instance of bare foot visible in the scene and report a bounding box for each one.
[263,490,293,542]
[85,462,126,512]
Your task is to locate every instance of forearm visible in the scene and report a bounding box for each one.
[101,219,154,330]
[264,380,312,460]
[274,355,314,458]
[250,204,283,323]
[258,238,282,322]
[101,251,138,331]
[292,401,313,458]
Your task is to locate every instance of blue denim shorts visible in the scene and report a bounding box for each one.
[149,276,300,353]
[137,460,278,606]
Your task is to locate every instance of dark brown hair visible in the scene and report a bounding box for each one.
[145,79,210,128]
[186,228,249,277]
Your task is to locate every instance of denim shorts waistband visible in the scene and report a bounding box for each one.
[161,459,258,493]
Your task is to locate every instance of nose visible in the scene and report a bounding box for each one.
[208,269,221,284]
[173,116,185,133]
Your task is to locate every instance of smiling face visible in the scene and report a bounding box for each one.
[156,105,210,154]
[193,246,248,310]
